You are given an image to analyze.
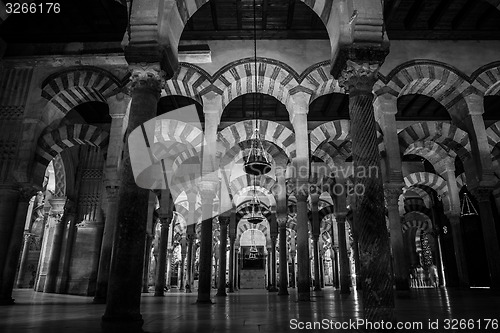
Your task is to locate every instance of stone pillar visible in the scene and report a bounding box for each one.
[235,247,240,291]
[16,233,34,288]
[310,192,321,291]
[197,182,216,303]
[384,184,410,292]
[93,92,128,302]
[347,213,362,290]
[142,234,153,293]
[55,202,77,294]
[339,58,394,321]
[0,186,36,304]
[319,249,325,288]
[445,213,469,287]
[269,235,278,292]
[291,107,311,301]
[43,198,67,293]
[216,215,229,296]
[185,231,195,293]
[290,252,296,288]
[375,94,410,292]
[278,219,289,295]
[102,64,162,328]
[471,187,500,289]
[179,238,187,291]
[331,247,340,289]
[0,185,21,283]
[154,217,171,296]
[165,247,173,289]
[336,214,351,294]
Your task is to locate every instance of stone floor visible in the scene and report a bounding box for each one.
[0,287,499,333]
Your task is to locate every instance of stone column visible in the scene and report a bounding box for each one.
[179,238,187,291]
[319,249,325,288]
[165,247,173,289]
[16,233,34,288]
[331,247,340,289]
[0,185,21,295]
[269,235,278,292]
[471,187,500,289]
[336,214,351,294]
[278,218,289,295]
[347,213,362,290]
[102,64,162,328]
[154,217,171,296]
[94,93,129,302]
[43,198,67,293]
[185,231,195,293]
[216,215,229,296]
[291,106,311,301]
[384,184,410,292]
[339,58,394,321]
[235,247,240,291]
[142,234,153,293]
[197,182,217,303]
[375,94,410,292]
[310,192,321,291]
[445,213,469,287]
[55,203,77,294]
[0,186,36,304]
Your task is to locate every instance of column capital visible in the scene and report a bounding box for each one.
[444,211,460,225]
[383,183,403,206]
[17,184,39,203]
[219,215,230,226]
[128,63,164,96]
[198,181,218,200]
[471,186,493,203]
[277,216,287,227]
[338,60,381,95]
[335,213,347,223]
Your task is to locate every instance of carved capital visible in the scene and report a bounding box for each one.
[24,232,35,242]
[198,181,218,201]
[383,183,403,206]
[471,187,492,203]
[218,215,230,226]
[335,213,347,224]
[129,63,164,96]
[18,185,38,203]
[277,216,287,227]
[338,60,380,95]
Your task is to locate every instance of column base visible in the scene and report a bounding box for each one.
[313,286,322,291]
[215,291,227,297]
[92,296,106,304]
[0,297,15,305]
[268,287,278,292]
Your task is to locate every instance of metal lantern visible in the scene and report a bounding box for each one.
[247,182,265,224]
[244,128,271,176]
[248,229,258,260]
[460,192,478,217]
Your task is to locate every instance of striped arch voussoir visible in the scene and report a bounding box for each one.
[398,122,472,162]
[310,120,350,153]
[402,211,432,233]
[404,172,449,210]
[164,63,211,104]
[41,67,123,114]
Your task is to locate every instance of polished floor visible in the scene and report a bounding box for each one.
[0,287,499,333]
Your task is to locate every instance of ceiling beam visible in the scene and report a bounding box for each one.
[262,0,268,30]
[181,29,329,40]
[427,0,453,29]
[404,0,427,30]
[452,0,479,30]
[476,5,497,29]
[210,0,219,31]
[286,0,295,29]
[384,0,403,26]
[236,0,243,30]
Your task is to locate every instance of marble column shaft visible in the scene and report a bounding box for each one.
[216,216,229,296]
[339,58,394,321]
[0,186,21,283]
[185,233,195,293]
[336,215,351,294]
[154,218,171,296]
[103,65,161,325]
[197,187,216,303]
[0,188,34,304]
[16,233,33,288]
[278,223,288,295]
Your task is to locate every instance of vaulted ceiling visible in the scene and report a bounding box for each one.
[1,0,500,43]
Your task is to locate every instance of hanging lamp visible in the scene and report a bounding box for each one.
[243,0,271,176]
[460,192,478,217]
[247,178,265,224]
[248,228,258,260]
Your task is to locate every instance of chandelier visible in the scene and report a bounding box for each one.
[247,178,265,224]
[243,0,271,176]
[248,228,258,260]
[460,192,478,217]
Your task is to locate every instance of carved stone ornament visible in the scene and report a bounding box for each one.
[129,63,165,95]
[383,184,404,206]
[338,60,380,95]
